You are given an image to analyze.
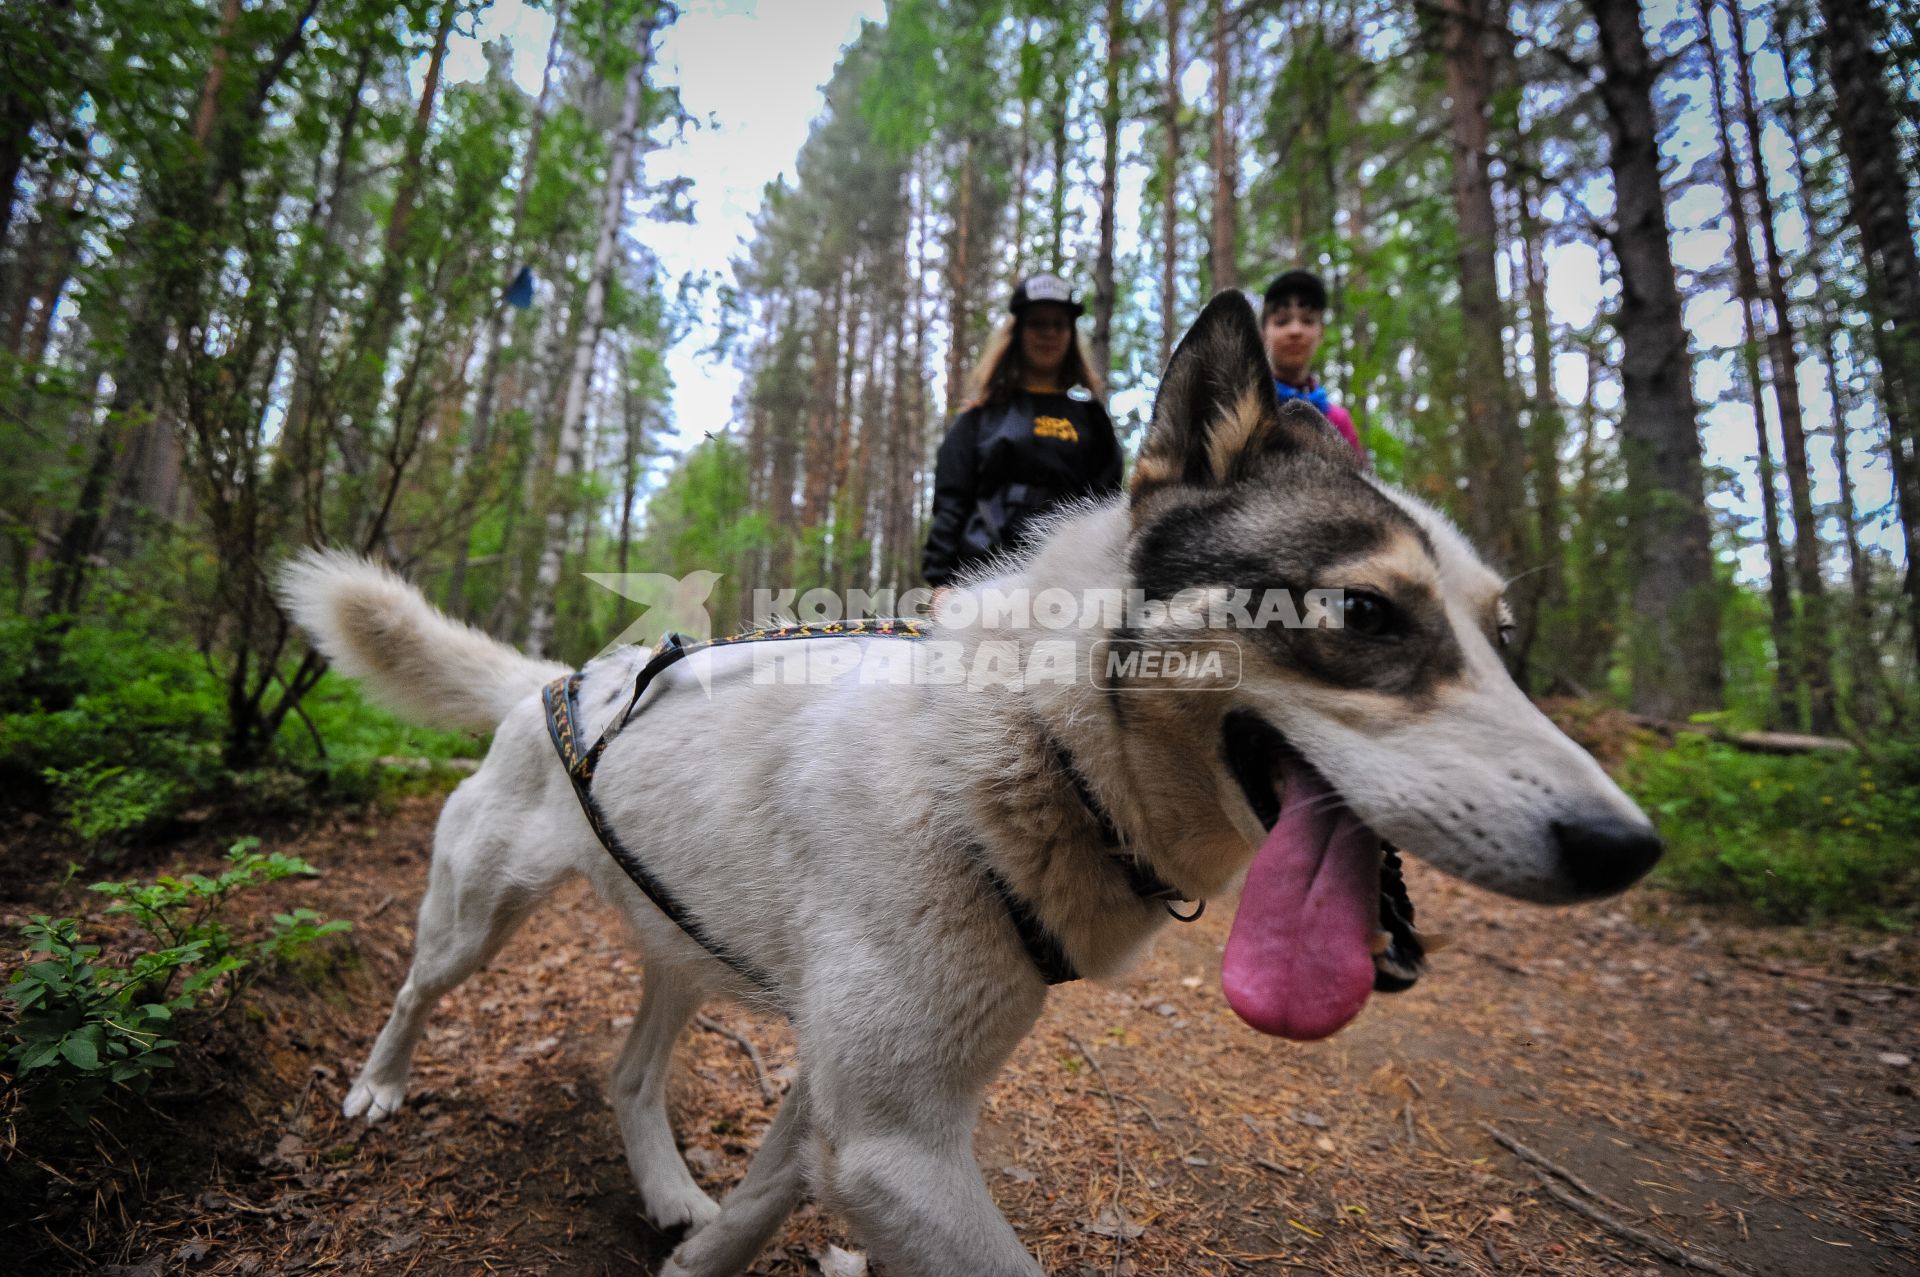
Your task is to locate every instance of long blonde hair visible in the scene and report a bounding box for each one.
[965,313,1106,410]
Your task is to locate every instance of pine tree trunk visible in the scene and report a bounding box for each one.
[526,15,660,657]
[1048,75,1069,275]
[1697,0,1799,726]
[803,277,843,528]
[1717,0,1835,731]
[1438,0,1527,619]
[1779,13,1881,727]
[1160,0,1182,375]
[1587,0,1724,718]
[1516,159,1563,679]
[1820,0,1920,671]
[945,138,975,410]
[1092,0,1123,383]
[1208,0,1236,291]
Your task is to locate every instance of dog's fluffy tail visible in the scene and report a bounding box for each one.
[278,549,567,731]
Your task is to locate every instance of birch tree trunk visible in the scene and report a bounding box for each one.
[447,0,569,617]
[1586,0,1724,718]
[526,12,660,657]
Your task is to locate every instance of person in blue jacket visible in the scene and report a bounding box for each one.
[923,274,1124,590]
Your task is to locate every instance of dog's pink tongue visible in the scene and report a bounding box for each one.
[1222,769,1379,1041]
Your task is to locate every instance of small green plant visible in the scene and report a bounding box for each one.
[4,839,351,1123]
[41,761,182,844]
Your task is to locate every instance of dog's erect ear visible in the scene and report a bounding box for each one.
[1130,291,1356,510]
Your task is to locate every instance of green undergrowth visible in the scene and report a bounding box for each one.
[1,618,485,850]
[1620,733,1920,928]
[3,838,350,1125]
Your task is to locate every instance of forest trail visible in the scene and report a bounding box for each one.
[15,796,1918,1277]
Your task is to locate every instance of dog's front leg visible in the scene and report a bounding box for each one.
[661,1076,812,1277]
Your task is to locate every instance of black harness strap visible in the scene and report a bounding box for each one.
[1044,733,1207,923]
[543,667,775,992]
[542,618,1184,992]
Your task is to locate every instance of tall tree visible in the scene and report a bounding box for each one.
[1720,0,1834,731]
[1091,0,1124,380]
[1435,0,1527,632]
[1585,0,1723,718]
[1819,0,1920,670]
[1159,0,1184,374]
[1207,0,1237,291]
[527,6,662,657]
[1696,0,1800,727]
[447,0,571,618]
[1778,5,1883,726]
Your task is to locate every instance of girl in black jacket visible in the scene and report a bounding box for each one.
[922,274,1124,589]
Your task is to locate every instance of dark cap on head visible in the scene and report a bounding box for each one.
[1262,269,1329,313]
[1010,273,1084,317]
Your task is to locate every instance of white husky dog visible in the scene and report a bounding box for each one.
[282,293,1660,1276]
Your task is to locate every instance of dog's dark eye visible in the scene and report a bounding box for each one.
[1497,621,1517,649]
[1341,591,1403,639]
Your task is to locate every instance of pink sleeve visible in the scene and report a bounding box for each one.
[1326,404,1366,462]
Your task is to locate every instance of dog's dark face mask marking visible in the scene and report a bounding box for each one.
[1117,291,1660,1040]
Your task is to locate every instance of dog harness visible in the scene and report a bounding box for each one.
[541,619,1200,994]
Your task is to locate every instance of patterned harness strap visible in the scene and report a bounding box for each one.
[541,617,1085,990]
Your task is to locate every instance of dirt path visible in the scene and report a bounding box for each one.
[7,797,1917,1275]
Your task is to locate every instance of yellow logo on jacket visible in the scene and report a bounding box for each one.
[1033,415,1079,443]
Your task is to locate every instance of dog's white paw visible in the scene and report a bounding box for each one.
[640,1176,721,1234]
[341,1076,408,1123]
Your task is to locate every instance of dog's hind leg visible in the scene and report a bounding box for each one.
[611,967,721,1233]
[660,1077,812,1277]
[344,797,566,1123]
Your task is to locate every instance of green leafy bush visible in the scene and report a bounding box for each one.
[4,838,351,1123]
[1621,734,1920,927]
[1,617,485,847]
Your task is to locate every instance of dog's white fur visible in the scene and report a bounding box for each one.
[286,297,1656,1275]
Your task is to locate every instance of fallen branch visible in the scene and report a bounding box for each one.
[1481,1123,1633,1217]
[1624,714,1855,755]
[694,1014,778,1103]
[1535,1177,1757,1277]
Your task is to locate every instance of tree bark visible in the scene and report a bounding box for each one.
[526,12,660,657]
[1820,0,1920,671]
[945,137,975,410]
[1160,0,1183,375]
[1208,0,1237,291]
[802,276,843,528]
[447,0,570,617]
[1779,9,1881,727]
[1092,0,1123,383]
[1718,0,1835,731]
[1438,0,1527,629]
[1586,0,1724,718]
[1697,0,1799,727]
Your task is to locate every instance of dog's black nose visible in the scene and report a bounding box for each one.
[1552,814,1664,897]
